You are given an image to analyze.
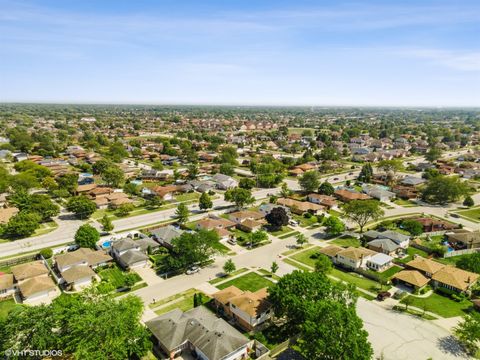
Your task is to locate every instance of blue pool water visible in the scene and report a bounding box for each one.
[102,241,112,249]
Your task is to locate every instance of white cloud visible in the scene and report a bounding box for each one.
[397,48,480,71]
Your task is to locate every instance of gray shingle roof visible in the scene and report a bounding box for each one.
[150,226,184,246]
[367,238,401,253]
[118,250,148,267]
[146,306,249,360]
[111,238,138,252]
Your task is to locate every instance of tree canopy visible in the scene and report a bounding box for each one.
[299,170,320,193]
[421,176,469,205]
[224,187,254,209]
[74,224,100,249]
[343,200,384,233]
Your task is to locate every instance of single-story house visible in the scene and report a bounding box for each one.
[17,275,57,303]
[213,286,272,331]
[367,238,404,257]
[11,260,49,282]
[150,225,185,248]
[212,174,238,190]
[400,176,426,187]
[196,217,236,240]
[276,198,324,215]
[61,265,97,290]
[334,189,372,202]
[362,185,396,202]
[366,253,394,272]
[116,250,149,269]
[146,306,252,360]
[55,248,113,273]
[405,257,445,278]
[431,266,479,294]
[318,245,344,259]
[229,210,264,224]
[447,231,480,250]
[393,270,430,290]
[306,194,338,209]
[414,217,457,233]
[258,203,290,216]
[363,230,410,249]
[136,237,161,253]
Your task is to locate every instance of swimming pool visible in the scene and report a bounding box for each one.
[102,241,112,249]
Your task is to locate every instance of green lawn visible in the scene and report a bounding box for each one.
[0,299,20,320]
[211,241,230,254]
[395,247,429,264]
[290,247,322,268]
[283,258,312,272]
[364,265,403,282]
[217,272,274,292]
[98,266,141,289]
[149,288,197,309]
[154,293,211,315]
[401,292,472,318]
[453,207,480,223]
[268,226,295,237]
[278,231,301,239]
[330,268,382,293]
[393,199,417,207]
[209,268,249,285]
[175,192,200,202]
[33,220,59,237]
[330,236,361,248]
[328,209,343,217]
[291,214,320,228]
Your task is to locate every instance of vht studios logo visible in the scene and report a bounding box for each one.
[4,349,63,358]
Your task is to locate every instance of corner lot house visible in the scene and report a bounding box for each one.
[431,266,479,294]
[146,306,251,360]
[405,257,445,278]
[334,247,376,270]
[213,286,272,331]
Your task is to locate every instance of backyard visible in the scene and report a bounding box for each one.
[330,236,361,248]
[0,298,20,320]
[216,272,274,292]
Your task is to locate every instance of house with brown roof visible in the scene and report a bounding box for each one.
[393,270,430,290]
[196,217,236,240]
[447,231,480,250]
[307,194,338,209]
[334,247,377,270]
[276,198,324,215]
[0,207,19,224]
[0,273,15,298]
[414,217,457,233]
[11,260,59,304]
[318,245,344,259]
[432,266,479,294]
[212,286,272,331]
[405,257,445,278]
[334,189,372,202]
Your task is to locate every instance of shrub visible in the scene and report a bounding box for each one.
[39,248,53,259]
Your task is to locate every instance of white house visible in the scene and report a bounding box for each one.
[334,247,377,270]
[366,253,394,272]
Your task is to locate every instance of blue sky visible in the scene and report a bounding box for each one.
[1,0,479,106]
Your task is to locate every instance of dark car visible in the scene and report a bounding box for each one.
[377,291,391,301]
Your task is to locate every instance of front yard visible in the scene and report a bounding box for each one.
[400,292,472,318]
[290,247,322,268]
[98,265,141,289]
[393,198,417,207]
[216,272,274,292]
[452,207,480,223]
[330,236,361,248]
[154,292,211,315]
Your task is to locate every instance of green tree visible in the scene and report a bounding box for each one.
[74,224,100,249]
[224,187,254,209]
[357,163,373,183]
[425,146,442,163]
[99,214,114,232]
[219,163,235,176]
[66,196,97,219]
[455,311,480,356]
[421,176,469,205]
[102,166,124,188]
[296,233,308,248]
[280,182,291,197]
[401,219,423,236]
[198,192,213,211]
[223,259,236,275]
[39,248,53,259]
[299,170,320,193]
[265,206,289,230]
[456,253,480,274]
[248,230,268,247]
[239,177,256,190]
[343,200,384,233]
[114,203,135,217]
[324,216,345,235]
[271,261,279,274]
[296,300,373,360]
[56,173,79,194]
[108,141,129,162]
[2,212,41,238]
[123,182,140,196]
[175,203,190,225]
[318,181,335,196]
[314,254,333,274]
[464,195,475,207]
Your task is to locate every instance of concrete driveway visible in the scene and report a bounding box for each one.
[133,266,163,286]
[357,299,468,360]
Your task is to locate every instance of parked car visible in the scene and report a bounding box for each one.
[289,220,299,227]
[376,291,391,301]
[450,213,460,218]
[333,177,339,181]
[186,266,200,275]
[227,238,237,245]
[67,244,80,252]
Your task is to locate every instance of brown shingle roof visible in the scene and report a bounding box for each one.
[11,260,49,281]
[394,270,430,288]
[337,247,376,261]
[18,275,56,297]
[0,273,14,291]
[318,245,344,258]
[406,257,445,275]
[432,266,479,291]
[213,285,244,305]
[61,265,96,284]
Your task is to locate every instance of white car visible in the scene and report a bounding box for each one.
[186,266,200,275]
[289,220,299,227]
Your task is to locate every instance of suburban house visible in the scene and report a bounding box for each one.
[306,194,338,209]
[366,253,394,272]
[258,203,290,216]
[110,238,149,269]
[334,189,372,202]
[334,247,377,270]
[431,266,479,294]
[400,176,426,187]
[11,260,58,304]
[363,230,410,249]
[361,185,396,202]
[447,231,480,250]
[146,306,252,360]
[213,286,272,331]
[318,245,344,260]
[212,174,238,190]
[367,238,404,257]
[136,237,161,253]
[0,273,15,298]
[414,217,457,233]
[55,248,112,289]
[276,198,325,215]
[150,226,185,249]
[229,210,265,232]
[405,257,446,278]
[393,270,430,291]
[150,185,181,201]
[196,217,236,241]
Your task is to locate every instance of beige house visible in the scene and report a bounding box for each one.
[393,270,430,290]
[432,266,479,293]
[334,247,377,270]
[0,273,15,298]
[11,260,58,304]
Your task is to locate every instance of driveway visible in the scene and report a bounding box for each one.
[357,299,468,360]
[133,267,163,286]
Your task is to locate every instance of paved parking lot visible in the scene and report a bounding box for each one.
[357,299,468,360]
